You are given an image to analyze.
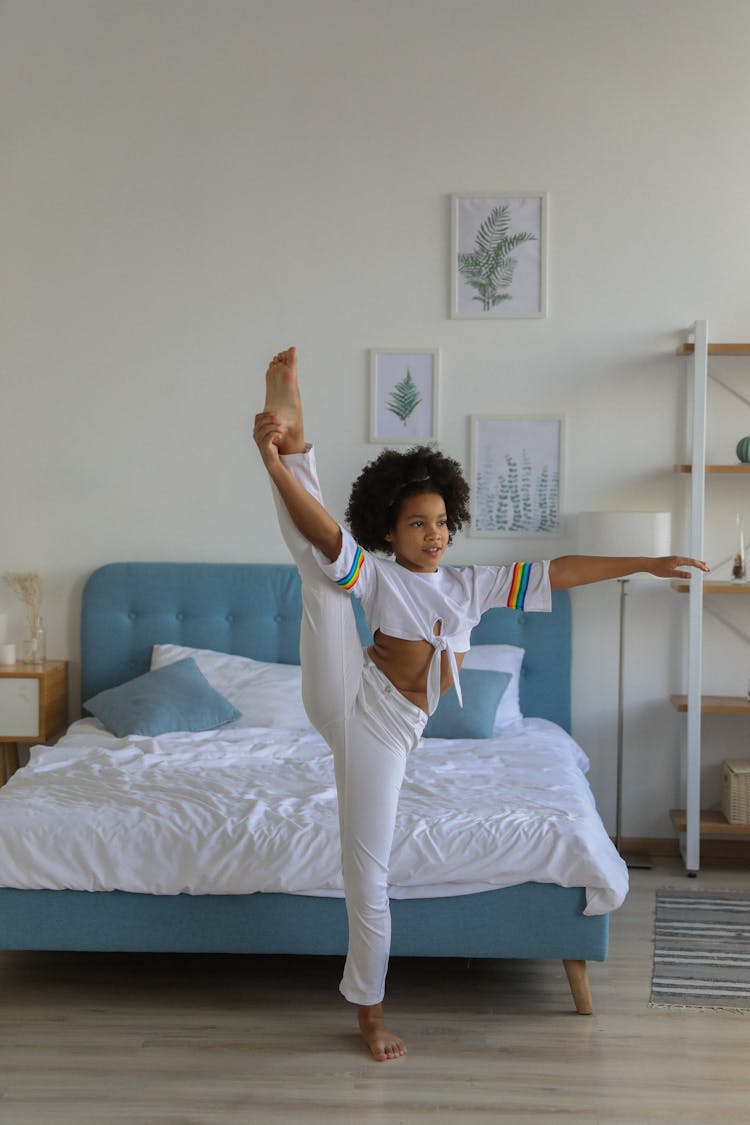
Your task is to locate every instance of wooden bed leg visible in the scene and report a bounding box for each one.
[563,959,593,1015]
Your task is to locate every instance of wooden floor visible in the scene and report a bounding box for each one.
[1,861,749,1124]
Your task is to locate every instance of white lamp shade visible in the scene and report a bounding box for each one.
[578,510,672,558]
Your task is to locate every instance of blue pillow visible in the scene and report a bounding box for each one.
[84,657,240,737]
[422,669,511,740]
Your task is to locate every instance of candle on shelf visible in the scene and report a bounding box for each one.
[0,642,16,665]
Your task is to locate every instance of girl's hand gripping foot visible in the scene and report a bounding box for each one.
[252,412,286,471]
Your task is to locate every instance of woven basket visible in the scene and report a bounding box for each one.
[721,759,750,824]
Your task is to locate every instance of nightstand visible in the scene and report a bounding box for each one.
[0,661,68,785]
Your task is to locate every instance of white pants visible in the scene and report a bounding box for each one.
[270,447,427,1006]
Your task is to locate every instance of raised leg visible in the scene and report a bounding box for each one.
[268,448,363,731]
[257,348,363,729]
[563,959,593,1015]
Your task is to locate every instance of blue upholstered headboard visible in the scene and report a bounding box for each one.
[81,562,571,731]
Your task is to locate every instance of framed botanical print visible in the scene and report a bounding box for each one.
[451,192,548,318]
[469,414,563,536]
[369,349,439,443]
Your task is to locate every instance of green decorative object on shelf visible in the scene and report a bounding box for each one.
[737,436,750,463]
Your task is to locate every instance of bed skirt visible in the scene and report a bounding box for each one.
[0,883,608,960]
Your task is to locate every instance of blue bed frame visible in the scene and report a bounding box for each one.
[0,562,607,1013]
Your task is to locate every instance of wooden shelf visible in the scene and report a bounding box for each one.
[677,343,750,356]
[674,463,750,473]
[671,808,750,835]
[674,326,750,871]
[671,579,750,593]
[671,693,750,714]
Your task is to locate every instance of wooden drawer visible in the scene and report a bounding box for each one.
[0,661,68,743]
[0,678,40,737]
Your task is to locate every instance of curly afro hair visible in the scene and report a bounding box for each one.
[345,445,471,554]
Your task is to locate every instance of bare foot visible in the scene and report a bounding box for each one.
[358,1004,407,1062]
[264,347,305,454]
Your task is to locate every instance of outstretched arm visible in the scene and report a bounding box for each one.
[548,554,710,589]
[253,411,343,563]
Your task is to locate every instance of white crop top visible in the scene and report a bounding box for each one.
[313,526,551,714]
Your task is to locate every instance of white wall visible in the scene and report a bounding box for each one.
[3,0,750,836]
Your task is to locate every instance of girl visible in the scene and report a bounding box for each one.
[253,346,707,1062]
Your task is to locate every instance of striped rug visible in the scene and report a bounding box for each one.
[650,889,750,1009]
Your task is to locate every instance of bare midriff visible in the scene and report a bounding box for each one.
[367,629,466,715]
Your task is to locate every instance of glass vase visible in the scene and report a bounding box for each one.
[21,616,46,665]
[732,514,747,582]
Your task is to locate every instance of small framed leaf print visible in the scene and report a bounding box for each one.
[369,349,439,444]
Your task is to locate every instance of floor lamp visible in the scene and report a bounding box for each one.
[578,510,672,869]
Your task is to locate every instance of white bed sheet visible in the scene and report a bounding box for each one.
[0,717,628,915]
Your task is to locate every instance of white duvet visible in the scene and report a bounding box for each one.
[0,717,628,915]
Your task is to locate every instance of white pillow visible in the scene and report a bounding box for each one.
[150,644,312,731]
[462,644,524,730]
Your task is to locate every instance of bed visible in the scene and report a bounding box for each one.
[0,562,628,1014]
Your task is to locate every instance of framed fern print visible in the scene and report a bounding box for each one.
[469,414,563,537]
[451,193,548,318]
[369,349,439,444]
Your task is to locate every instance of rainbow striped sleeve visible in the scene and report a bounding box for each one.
[506,562,532,609]
[336,545,365,591]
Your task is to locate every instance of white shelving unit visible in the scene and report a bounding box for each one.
[672,320,750,874]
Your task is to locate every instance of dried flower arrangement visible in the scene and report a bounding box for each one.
[3,571,43,637]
